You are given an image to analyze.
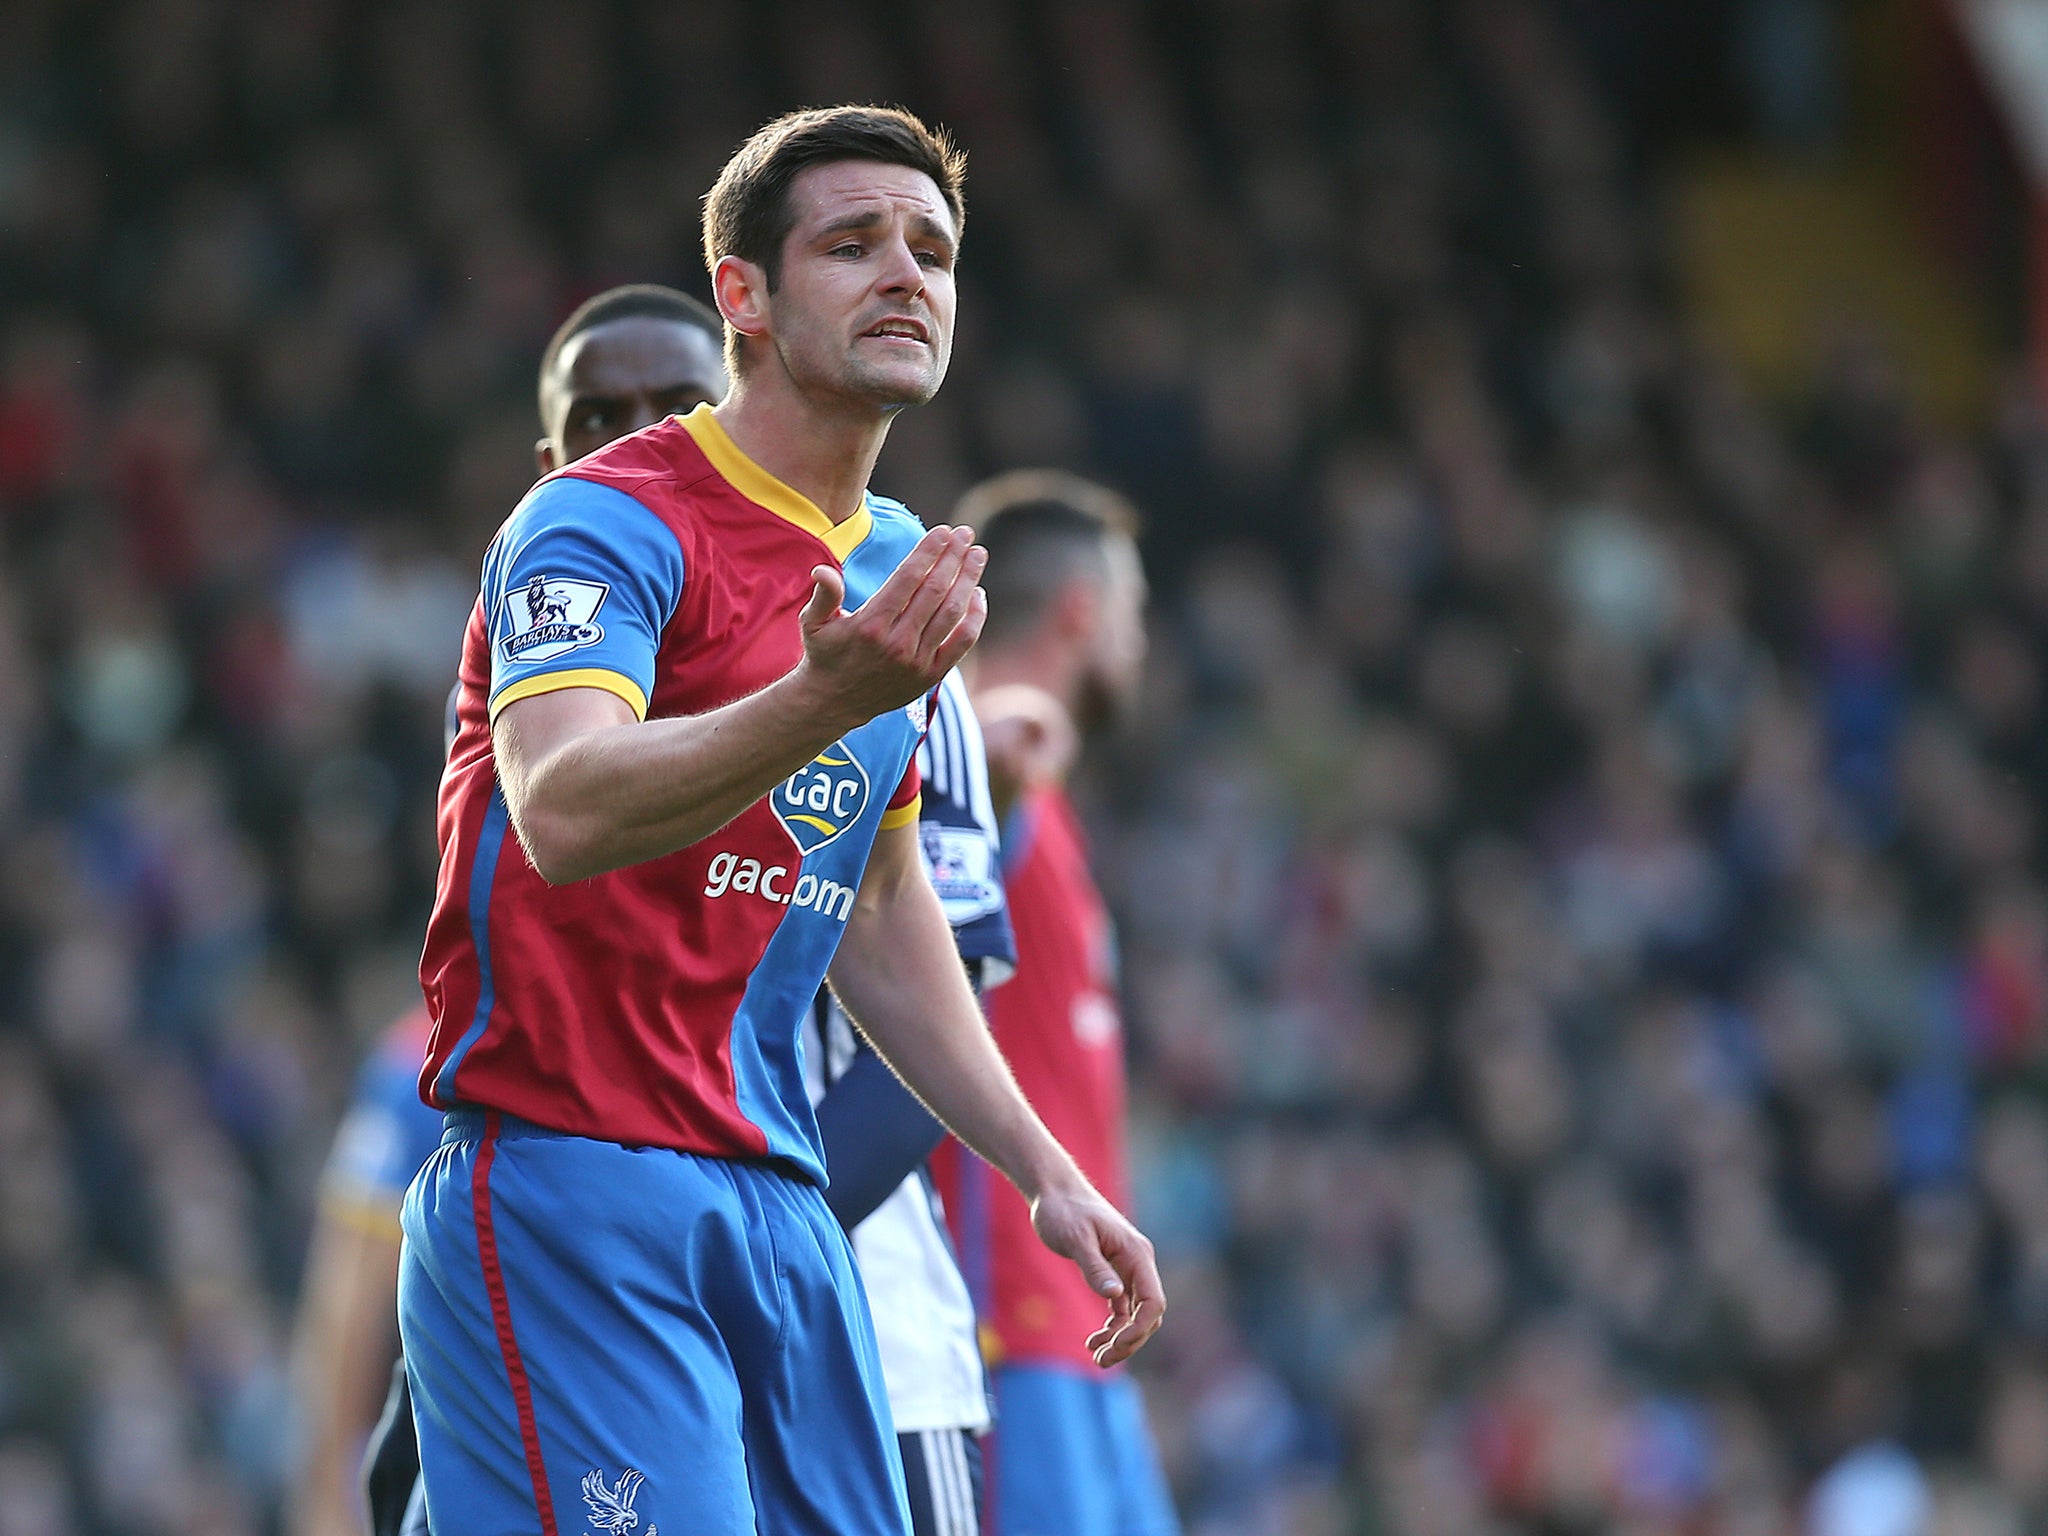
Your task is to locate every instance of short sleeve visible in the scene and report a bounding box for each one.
[483,476,686,722]
[880,756,922,830]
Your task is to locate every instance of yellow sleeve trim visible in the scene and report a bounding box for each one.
[490,667,649,722]
[879,794,922,831]
[318,1193,405,1243]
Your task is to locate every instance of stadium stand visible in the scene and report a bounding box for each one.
[0,1,2045,1531]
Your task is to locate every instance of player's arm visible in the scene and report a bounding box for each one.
[828,823,1165,1365]
[499,526,985,883]
[286,1204,402,1536]
[976,682,1077,821]
[818,673,1010,1230]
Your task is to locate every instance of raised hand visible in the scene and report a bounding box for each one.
[975,682,1078,818]
[797,525,987,727]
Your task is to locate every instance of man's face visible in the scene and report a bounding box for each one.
[1080,536,1149,729]
[760,159,957,411]
[538,316,728,471]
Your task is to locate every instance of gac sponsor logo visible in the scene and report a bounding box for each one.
[773,744,872,854]
[704,851,856,922]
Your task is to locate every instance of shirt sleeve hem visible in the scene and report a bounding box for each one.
[317,1192,406,1242]
[489,667,649,722]
[879,794,922,830]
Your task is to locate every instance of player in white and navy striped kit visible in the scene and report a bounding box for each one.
[804,667,1012,1536]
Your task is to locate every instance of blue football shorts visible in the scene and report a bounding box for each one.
[398,1110,910,1536]
[986,1364,1180,1536]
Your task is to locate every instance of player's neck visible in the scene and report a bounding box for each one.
[712,375,890,526]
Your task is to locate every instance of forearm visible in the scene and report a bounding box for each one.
[830,853,1079,1204]
[831,829,1167,1366]
[286,1215,402,1536]
[498,526,986,884]
[502,667,863,882]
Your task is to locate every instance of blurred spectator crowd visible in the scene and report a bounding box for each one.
[0,1,2045,1533]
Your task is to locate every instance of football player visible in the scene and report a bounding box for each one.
[402,109,1162,1536]
[286,283,727,1536]
[937,472,1181,1536]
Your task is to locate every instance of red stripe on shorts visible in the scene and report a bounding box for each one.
[473,1110,560,1536]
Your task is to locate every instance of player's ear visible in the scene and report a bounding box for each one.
[536,438,557,475]
[713,254,770,343]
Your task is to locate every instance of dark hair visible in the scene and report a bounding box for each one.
[536,283,723,425]
[701,105,966,293]
[953,471,1141,647]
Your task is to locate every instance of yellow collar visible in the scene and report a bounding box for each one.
[677,404,873,562]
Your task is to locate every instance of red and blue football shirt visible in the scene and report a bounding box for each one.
[419,404,927,1181]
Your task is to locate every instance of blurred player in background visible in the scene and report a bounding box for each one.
[936,472,1180,1536]
[285,282,728,1536]
[402,107,1160,1536]
[530,284,728,476]
[289,1000,444,1536]
[803,662,1014,1536]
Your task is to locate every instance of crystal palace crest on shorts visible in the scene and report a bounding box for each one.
[580,1467,653,1534]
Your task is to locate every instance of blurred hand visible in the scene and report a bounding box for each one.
[798,526,987,726]
[976,682,1077,816]
[1029,1178,1166,1367]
